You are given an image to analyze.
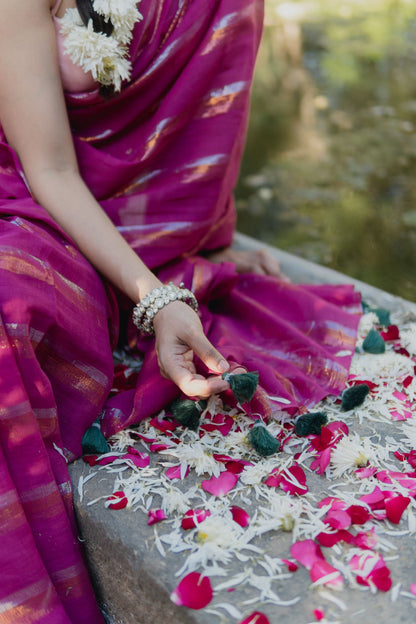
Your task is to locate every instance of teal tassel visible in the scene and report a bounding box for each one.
[294,412,328,436]
[222,371,259,403]
[371,308,391,327]
[362,328,385,354]
[361,301,390,327]
[81,419,109,455]
[247,420,280,456]
[341,384,370,411]
[170,399,207,431]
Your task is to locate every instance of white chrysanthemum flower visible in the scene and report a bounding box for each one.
[93,0,143,44]
[399,323,416,356]
[350,351,414,383]
[240,459,279,485]
[251,492,304,536]
[330,434,383,478]
[160,442,221,477]
[357,312,379,335]
[61,19,131,91]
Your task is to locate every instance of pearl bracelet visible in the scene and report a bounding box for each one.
[132,282,199,335]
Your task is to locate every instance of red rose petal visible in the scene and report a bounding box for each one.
[200,413,234,436]
[317,530,354,547]
[148,509,167,525]
[346,505,372,525]
[149,443,172,452]
[201,471,239,496]
[281,559,298,572]
[280,465,308,496]
[149,416,176,434]
[380,325,400,341]
[408,450,416,469]
[231,505,251,527]
[385,494,411,524]
[83,454,98,466]
[97,454,120,466]
[181,509,211,530]
[238,612,270,624]
[107,491,128,510]
[170,572,213,609]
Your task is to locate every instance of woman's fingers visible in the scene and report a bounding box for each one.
[206,247,290,281]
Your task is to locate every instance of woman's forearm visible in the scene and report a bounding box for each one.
[29,168,162,303]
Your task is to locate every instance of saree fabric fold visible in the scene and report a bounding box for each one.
[0,1,361,622]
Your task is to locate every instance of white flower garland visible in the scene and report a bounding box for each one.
[60,0,142,92]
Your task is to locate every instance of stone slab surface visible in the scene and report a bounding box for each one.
[69,234,416,624]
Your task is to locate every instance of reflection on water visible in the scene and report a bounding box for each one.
[237,0,416,300]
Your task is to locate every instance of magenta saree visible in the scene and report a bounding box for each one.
[0,1,361,622]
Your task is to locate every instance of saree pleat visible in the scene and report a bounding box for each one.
[0,0,360,621]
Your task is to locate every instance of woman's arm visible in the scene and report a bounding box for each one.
[0,0,230,397]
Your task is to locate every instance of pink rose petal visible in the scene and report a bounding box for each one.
[231,505,251,527]
[170,572,213,609]
[314,609,325,621]
[355,465,377,479]
[121,452,150,468]
[352,528,378,549]
[290,540,323,570]
[166,465,189,480]
[318,497,346,511]
[409,583,416,596]
[359,486,385,510]
[238,612,270,624]
[181,509,211,530]
[107,491,128,510]
[149,443,172,453]
[350,553,392,592]
[310,560,343,588]
[325,509,351,530]
[148,509,167,525]
[201,471,239,496]
[310,447,332,475]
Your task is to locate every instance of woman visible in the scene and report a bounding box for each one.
[0,1,361,622]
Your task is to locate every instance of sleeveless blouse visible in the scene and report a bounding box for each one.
[52,0,97,93]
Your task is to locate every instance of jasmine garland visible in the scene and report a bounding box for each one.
[60,0,143,91]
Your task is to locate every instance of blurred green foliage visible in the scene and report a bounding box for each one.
[237,0,416,300]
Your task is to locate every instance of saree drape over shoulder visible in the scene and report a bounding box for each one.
[0,1,361,622]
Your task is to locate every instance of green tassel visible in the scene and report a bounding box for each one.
[370,307,391,327]
[81,419,109,455]
[222,371,259,403]
[247,420,280,456]
[341,384,370,411]
[170,399,207,431]
[361,301,391,327]
[294,411,328,436]
[362,328,385,354]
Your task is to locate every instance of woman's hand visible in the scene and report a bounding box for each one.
[206,247,290,281]
[153,301,231,398]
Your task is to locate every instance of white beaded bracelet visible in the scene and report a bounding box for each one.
[132,282,199,335]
